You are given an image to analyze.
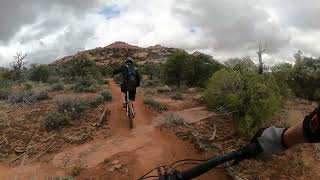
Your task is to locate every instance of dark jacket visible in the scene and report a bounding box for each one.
[113,65,141,87]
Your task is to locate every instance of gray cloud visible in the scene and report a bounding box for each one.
[173,0,291,54]
[0,0,319,66]
[259,0,320,30]
[0,0,102,43]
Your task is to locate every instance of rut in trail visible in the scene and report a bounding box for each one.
[0,80,231,180]
[73,81,231,179]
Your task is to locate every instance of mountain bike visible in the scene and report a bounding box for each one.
[125,91,135,129]
[138,142,262,180]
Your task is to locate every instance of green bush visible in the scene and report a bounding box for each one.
[43,111,69,129]
[28,64,51,82]
[50,82,64,91]
[290,55,320,100]
[74,78,98,93]
[47,76,61,84]
[100,90,112,102]
[271,63,294,96]
[0,72,12,89]
[204,69,281,136]
[143,98,168,112]
[23,82,33,91]
[64,58,102,83]
[98,65,113,77]
[0,89,11,100]
[170,92,183,100]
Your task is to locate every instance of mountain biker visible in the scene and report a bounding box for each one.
[113,57,141,108]
[252,106,320,158]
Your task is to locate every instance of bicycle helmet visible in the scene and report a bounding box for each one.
[126,57,133,65]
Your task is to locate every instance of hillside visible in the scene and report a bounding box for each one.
[52,41,220,65]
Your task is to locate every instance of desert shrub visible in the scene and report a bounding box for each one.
[71,164,81,177]
[290,54,320,100]
[43,111,68,129]
[142,79,161,87]
[49,82,64,91]
[74,77,98,93]
[170,92,183,100]
[32,90,49,100]
[157,85,172,93]
[98,65,113,77]
[224,57,257,73]
[0,71,12,89]
[64,58,102,83]
[140,62,163,80]
[163,112,184,127]
[143,98,168,112]
[56,97,88,119]
[100,90,112,102]
[204,69,281,137]
[271,63,294,96]
[23,82,33,91]
[89,95,104,108]
[7,90,49,104]
[0,89,11,100]
[47,76,61,84]
[28,64,52,82]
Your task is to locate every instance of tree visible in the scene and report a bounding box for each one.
[291,55,320,100]
[257,41,268,74]
[204,69,281,136]
[224,57,257,74]
[271,63,294,96]
[163,52,189,88]
[10,52,27,80]
[185,55,223,87]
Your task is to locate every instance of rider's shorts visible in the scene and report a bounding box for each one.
[121,84,136,101]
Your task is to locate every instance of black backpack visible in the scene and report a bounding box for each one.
[126,65,138,90]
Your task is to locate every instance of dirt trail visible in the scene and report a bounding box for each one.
[0,81,231,180]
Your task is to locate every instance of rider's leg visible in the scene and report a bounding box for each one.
[122,93,127,108]
[129,89,137,116]
[120,84,127,108]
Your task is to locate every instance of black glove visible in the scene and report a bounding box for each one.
[303,106,320,143]
[251,126,288,158]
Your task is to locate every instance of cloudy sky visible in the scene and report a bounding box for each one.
[0,0,319,66]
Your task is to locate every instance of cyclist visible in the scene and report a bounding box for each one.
[252,106,320,158]
[113,57,141,108]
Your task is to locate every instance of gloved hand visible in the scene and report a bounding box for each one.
[251,126,288,158]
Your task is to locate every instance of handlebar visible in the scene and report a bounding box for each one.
[179,142,262,179]
[138,142,262,180]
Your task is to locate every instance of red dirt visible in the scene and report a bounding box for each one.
[0,81,231,180]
